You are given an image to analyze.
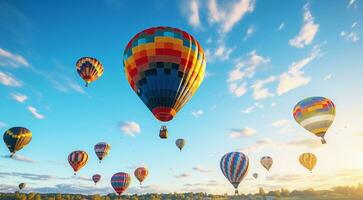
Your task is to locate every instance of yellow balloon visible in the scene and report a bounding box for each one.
[299,153,317,172]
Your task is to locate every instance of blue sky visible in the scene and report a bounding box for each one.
[1,0,363,195]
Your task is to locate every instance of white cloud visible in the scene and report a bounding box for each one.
[0,48,30,68]
[1,154,37,163]
[192,165,213,173]
[241,105,255,114]
[28,106,45,119]
[188,0,201,28]
[277,44,322,95]
[271,119,293,134]
[10,93,27,103]
[0,121,7,128]
[229,82,247,97]
[244,25,256,40]
[238,138,274,153]
[271,102,277,107]
[191,109,204,118]
[341,22,359,42]
[348,0,357,8]
[175,173,191,178]
[229,127,256,138]
[251,76,276,100]
[323,74,332,81]
[119,121,141,136]
[278,22,285,31]
[0,71,22,87]
[289,4,319,48]
[207,0,255,33]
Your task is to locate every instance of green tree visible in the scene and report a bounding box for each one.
[259,187,265,196]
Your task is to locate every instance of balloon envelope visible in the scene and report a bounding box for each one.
[134,167,149,184]
[293,96,335,144]
[220,152,249,194]
[175,138,185,151]
[253,173,258,179]
[76,57,103,87]
[260,156,273,171]
[18,183,26,190]
[92,174,101,185]
[68,151,89,175]
[3,127,32,156]
[111,172,131,196]
[94,142,111,162]
[123,26,206,122]
[299,153,317,172]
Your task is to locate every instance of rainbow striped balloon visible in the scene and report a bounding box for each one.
[123,27,206,122]
[94,142,111,163]
[293,96,336,144]
[111,172,131,196]
[220,152,249,194]
[68,150,89,175]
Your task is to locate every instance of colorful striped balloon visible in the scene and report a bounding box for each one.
[92,174,101,185]
[94,142,111,163]
[111,172,131,196]
[68,150,89,175]
[220,152,250,194]
[299,153,317,172]
[3,127,32,157]
[293,96,335,144]
[260,156,273,171]
[134,167,149,185]
[123,26,206,122]
[76,57,103,87]
[175,138,185,151]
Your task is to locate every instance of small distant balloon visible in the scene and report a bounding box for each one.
[175,138,185,151]
[111,172,131,197]
[293,96,335,144]
[68,150,89,175]
[92,174,101,185]
[253,173,258,179]
[76,57,103,87]
[94,142,111,163]
[18,183,26,191]
[3,127,32,157]
[299,153,317,172]
[220,152,249,194]
[134,167,149,185]
[260,156,273,171]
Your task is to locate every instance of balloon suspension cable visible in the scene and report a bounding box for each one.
[235,189,239,195]
[99,160,101,164]
[74,172,76,176]
[321,137,327,144]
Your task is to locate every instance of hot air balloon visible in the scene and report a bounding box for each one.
[111,172,131,197]
[175,138,185,151]
[293,96,336,144]
[18,183,26,191]
[76,57,103,87]
[68,151,89,175]
[299,153,317,172]
[220,152,250,194]
[159,125,168,139]
[253,173,258,179]
[3,127,32,157]
[94,142,111,163]
[260,156,273,171]
[134,167,149,185]
[92,174,101,185]
[123,26,206,136]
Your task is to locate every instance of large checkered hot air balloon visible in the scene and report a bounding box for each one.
[293,96,336,144]
[123,27,206,136]
[220,152,250,194]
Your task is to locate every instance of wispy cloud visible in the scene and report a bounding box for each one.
[119,121,141,136]
[228,51,270,97]
[271,119,294,134]
[10,93,27,103]
[208,0,255,33]
[251,76,276,100]
[244,25,256,40]
[192,165,213,173]
[175,173,192,179]
[289,4,319,48]
[341,22,359,42]
[278,22,285,31]
[229,127,256,138]
[0,48,30,68]
[277,44,322,95]
[0,70,22,87]
[241,105,255,114]
[192,109,204,118]
[1,154,36,163]
[0,121,7,128]
[187,0,201,28]
[323,74,332,81]
[206,42,235,62]
[28,106,45,119]
[347,0,357,8]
